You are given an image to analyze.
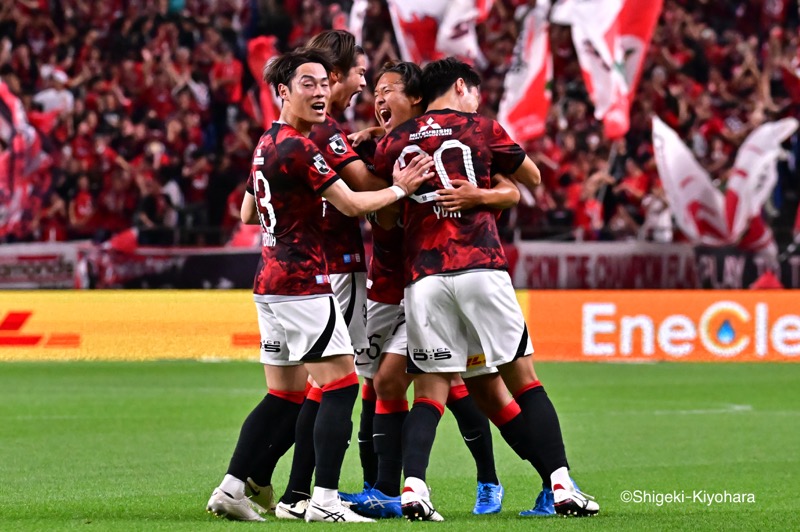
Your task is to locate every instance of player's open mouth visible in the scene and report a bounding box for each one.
[379,108,392,127]
[311,102,325,114]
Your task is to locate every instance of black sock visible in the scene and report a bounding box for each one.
[314,381,359,489]
[448,395,498,485]
[402,401,443,482]
[497,412,549,485]
[226,394,299,481]
[515,384,568,479]
[250,397,302,486]
[279,397,319,504]
[372,410,407,496]
[358,397,378,486]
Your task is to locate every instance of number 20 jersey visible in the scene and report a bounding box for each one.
[245,122,340,297]
[374,110,526,285]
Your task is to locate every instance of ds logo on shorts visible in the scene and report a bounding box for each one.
[260,340,281,353]
[412,348,452,361]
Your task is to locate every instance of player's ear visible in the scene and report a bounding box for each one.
[455,78,466,96]
[330,69,342,83]
[278,83,289,100]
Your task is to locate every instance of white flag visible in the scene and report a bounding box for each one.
[651,116,729,245]
[725,118,798,240]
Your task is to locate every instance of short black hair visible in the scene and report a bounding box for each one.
[421,57,481,103]
[375,60,425,105]
[263,48,334,96]
[304,30,364,74]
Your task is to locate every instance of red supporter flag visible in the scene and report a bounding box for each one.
[246,36,281,130]
[386,0,485,65]
[498,0,552,144]
[552,0,662,139]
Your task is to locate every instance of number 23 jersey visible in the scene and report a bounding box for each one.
[246,122,340,297]
[374,109,525,285]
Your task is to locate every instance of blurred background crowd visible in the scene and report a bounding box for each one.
[1,0,800,247]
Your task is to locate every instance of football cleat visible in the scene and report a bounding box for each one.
[521,478,581,516]
[206,487,265,522]
[401,484,444,522]
[275,499,310,520]
[305,499,376,523]
[340,485,401,518]
[553,484,599,517]
[472,482,504,515]
[520,485,554,516]
[245,477,275,514]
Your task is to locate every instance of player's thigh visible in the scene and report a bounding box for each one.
[255,301,295,367]
[405,275,468,374]
[355,299,400,378]
[306,353,357,388]
[330,272,368,350]
[454,270,533,366]
[264,364,309,392]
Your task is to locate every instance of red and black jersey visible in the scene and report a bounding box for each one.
[308,115,366,274]
[374,110,525,285]
[246,122,339,297]
[357,138,405,305]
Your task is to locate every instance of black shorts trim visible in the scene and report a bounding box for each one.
[302,297,336,361]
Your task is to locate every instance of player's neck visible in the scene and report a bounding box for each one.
[280,110,314,137]
[427,93,461,113]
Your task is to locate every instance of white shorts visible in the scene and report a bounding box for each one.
[256,295,354,366]
[355,299,407,378]
[331,272,368,350]
[405,270,533,374]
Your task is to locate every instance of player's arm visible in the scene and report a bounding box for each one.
[323,155,432,217]
[509,156,542,189]
[436,174,520,212]
[240,192,259,224]
[338,158,390,191]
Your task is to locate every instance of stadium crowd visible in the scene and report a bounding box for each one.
[1,0,800,246]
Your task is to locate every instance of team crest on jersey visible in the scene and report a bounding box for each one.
[312,154,331,174]
[328,134,347,155]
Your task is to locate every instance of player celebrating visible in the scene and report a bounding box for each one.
[269,30,389,520]
[373,57,600,521]
[341,61,520,519]
[205,47,433,523]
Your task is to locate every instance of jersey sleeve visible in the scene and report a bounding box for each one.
[298,137,341,194]
[314,117,360,172]
[481,117,527,176]
[245,170,255,195]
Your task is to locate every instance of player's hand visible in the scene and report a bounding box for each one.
[436,179,482,212]
[392,154,433,196]
[347,127,381,147]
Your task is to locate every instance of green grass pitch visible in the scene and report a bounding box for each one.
[1,361,798,531]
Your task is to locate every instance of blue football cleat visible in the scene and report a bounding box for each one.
[520,479,580,516]
[340,484,401,519]
[472,482,504,515]
[520,486,554,516]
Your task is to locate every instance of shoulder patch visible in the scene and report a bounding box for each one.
[313,153,331,174]
[328,134,348,155]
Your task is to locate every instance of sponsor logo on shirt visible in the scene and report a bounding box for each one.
[410,117,453,140]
